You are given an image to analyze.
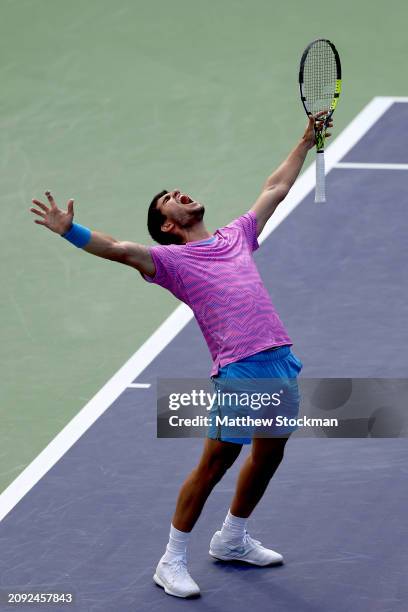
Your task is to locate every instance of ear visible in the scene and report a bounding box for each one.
[161,220,175,234]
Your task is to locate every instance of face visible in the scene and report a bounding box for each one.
[157,189,205,232]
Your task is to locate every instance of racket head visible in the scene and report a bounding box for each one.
[299,38,342,132]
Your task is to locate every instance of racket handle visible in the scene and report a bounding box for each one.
[315,150,326,203]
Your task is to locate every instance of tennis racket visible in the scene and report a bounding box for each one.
[299,39,342,203]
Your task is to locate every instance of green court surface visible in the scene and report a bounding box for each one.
[1,0,407,493]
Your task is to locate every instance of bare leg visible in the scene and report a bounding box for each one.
[229,437,289,518]
[172,438,242,532]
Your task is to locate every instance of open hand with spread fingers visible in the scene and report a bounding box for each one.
[30,191,74,235]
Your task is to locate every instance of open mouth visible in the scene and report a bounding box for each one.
[177,193,194,205]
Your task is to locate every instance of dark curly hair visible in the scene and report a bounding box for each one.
[147,190,182,245]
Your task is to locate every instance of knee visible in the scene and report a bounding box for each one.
[197,453,235,486]
[250,445,285,476]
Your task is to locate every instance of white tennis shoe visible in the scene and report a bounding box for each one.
[153,555,200,598]
[209,530,284,566]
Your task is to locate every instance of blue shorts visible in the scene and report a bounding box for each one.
[208,346,303,445]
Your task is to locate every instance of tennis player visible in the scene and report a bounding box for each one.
[30,113,331,598]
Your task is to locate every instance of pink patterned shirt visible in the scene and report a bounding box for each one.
[143,211,292,375]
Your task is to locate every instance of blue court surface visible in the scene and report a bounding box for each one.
[0,98,407,611]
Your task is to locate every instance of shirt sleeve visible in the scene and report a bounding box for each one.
[224,211,259,252]
[142,244,181,294]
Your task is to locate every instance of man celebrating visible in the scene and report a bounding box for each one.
[30,114,331,598]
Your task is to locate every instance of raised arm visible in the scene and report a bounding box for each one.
[250,113,332,236]
[30,191,155,277]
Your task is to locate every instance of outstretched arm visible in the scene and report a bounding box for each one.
[250,113,332,236]
[30,191,155,277]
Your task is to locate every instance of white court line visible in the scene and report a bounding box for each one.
[0,96,399,523]
[336,162,408,170]
[383,97,408,102]
[261,96,395,236]
[128,383,151,389]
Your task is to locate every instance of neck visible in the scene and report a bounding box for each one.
[181,222,212,244]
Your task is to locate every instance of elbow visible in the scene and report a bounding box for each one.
[115,241,131,264]
[266,183,290,203]
[102,241,128,264]
[276,183,290,201]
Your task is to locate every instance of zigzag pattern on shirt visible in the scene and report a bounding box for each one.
[148,212,292,375]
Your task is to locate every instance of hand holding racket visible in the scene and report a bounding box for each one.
[299,39,342,202]
[302,111,333,151]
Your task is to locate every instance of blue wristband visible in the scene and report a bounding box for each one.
[62,223,92,248]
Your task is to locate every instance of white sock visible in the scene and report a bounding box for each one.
[162,524,191,562]
[220,510,248,543]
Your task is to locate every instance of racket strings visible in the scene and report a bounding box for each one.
[302,40,337,117]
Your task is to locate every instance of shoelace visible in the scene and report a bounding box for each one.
[172,558,188,576]
[242,530,262,548]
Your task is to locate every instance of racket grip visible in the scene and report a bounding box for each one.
[315,151,326,203]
